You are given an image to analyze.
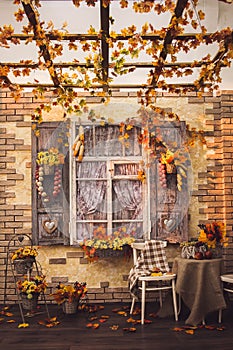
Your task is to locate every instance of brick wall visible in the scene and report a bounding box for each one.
[1,89,233,305]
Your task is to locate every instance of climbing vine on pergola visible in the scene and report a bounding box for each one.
[0,0,233,123]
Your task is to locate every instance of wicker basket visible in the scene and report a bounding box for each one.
[62,300,78,314]
[13,258,35,274]
[21,293,38,311]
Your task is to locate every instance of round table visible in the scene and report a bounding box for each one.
[172,257,226,325]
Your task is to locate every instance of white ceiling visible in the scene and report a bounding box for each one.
[0,0,233,90]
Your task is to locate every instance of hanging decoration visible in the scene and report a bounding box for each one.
[42,219,58,234]
[72,125,85,162]
[35,147,64,203]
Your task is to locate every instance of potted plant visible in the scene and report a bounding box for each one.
[50,281,87,314]
[80,225,135,261]
[180,221,228,260]
[17,275,47,310]
[197,221,228,258]
[11,246,38,274]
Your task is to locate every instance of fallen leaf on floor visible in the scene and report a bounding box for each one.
[38,317,60,327]
[110,325,119,330]
[86,322,100,329]
[7,319,16,323]
[99,319,107,323]
[185,329,195,335]
[144,319,152,324]
[123,327,136,332]
[100,315,109,319]
[183,325,197,330]
[4,312,14,317]
[18,323,29,328]
[86,323,93,328]
[117,311,127,316]
[173,327,184,332]
[88,316,98,321]
[127,317,136,323]
[132,308,141,315]
[92,323,100,329]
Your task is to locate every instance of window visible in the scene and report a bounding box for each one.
[32,119,189,246]
[69,124,148,244]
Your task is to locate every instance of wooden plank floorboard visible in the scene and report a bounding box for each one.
[1,302,233,350]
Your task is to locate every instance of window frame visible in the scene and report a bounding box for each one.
[69,121,149,245]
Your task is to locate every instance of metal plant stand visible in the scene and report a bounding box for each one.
[4,234,50,324]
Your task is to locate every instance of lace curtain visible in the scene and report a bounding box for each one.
[76,127,143,239]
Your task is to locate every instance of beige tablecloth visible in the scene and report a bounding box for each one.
[172,257,226,326]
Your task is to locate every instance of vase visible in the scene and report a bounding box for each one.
[209,244,223,259]
[62,300,78,314]
[21,293,39,311]
[181,244,207,259]
[13,257,35,274]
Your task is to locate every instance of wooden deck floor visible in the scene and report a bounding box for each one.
[1,301,233,350]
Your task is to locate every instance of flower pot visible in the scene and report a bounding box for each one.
[95,245,131,259]
[166,163,176,174]
[62,300,78,314]
[43,164,54,175]
[13,257,35,274]
[209,244,223,259]
[21,293,39,311]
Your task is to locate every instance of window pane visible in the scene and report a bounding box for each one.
[112,179,143,220]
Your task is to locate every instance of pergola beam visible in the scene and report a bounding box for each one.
[21,0,61,87]
[7,33,217,41]
[151,0,189,87]
[1,61,226,69]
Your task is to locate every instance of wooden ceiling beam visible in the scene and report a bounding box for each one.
[0,79,206,90]
[151,0,189,87]
[21,0,61,87]
[0,61,227,69]
[100,0,109,90]
[8,33,216,41]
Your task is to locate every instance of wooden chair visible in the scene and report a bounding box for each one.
[218,274,233,323]
[129,241,178,325]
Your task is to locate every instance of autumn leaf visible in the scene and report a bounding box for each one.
[88,316,98,321]
[110,325,119,330]
[7,319,16,323]
[144,319,152,324]
[173,327,184,332]
[185,329,195,335]
[123,327,136,332]
[86,323,93,328]
[18,323,29,328]
[99,319,107,323]
[92,323,100,329]
[117,311,127,316]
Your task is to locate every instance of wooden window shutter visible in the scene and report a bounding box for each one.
[31,122,70,245]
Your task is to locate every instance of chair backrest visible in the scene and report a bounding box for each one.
[131,240,167,265]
